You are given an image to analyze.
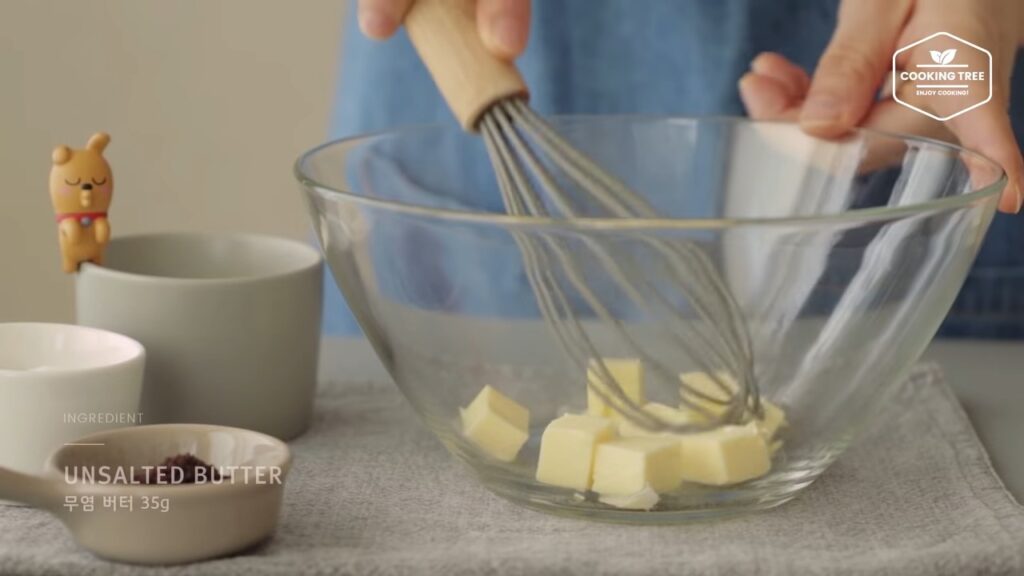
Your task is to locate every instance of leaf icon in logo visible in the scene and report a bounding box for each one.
[929,49,958,65]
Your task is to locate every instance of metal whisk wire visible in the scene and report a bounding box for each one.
[480,98,760,432]
[401,0,759,431]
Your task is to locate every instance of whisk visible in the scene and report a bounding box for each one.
[404,0,760,431]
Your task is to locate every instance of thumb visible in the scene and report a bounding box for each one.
[949,102,1024,213]
[801,0,912,137]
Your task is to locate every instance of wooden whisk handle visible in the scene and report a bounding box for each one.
[404,0,529,131]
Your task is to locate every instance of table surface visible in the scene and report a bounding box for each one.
[921,340,1024,501]
[321,336,1024,502]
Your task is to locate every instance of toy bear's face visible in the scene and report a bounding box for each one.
[50,133,113,216]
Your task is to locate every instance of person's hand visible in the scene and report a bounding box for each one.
[740,0,1024,213]
[357,0,530,59]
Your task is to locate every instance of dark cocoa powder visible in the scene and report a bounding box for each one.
[132,453,222,485]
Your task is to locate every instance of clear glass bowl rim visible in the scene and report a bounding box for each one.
[295,116,1006,231]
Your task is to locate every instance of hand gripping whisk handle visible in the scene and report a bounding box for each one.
[404,0,529,131]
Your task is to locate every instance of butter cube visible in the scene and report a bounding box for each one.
[678,422,770,486]
[679,372,787,439]
[599,484,660,510]
[679,371,736,416]
[618,402,697,438]
[756,400,787,440]
[536,414,616,491]
[587,358,645,418]
[592,437,683,495]
[460,385,529,462]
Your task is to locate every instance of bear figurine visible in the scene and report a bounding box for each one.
[50,132,113,273]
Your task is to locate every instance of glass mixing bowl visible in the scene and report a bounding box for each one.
[296,117,1004,522]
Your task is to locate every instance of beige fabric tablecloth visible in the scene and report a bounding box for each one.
[0,364,1022,575]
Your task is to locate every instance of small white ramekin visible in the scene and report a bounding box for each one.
[0,323,145,475]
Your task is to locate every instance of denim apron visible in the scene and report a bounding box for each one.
[324,0,1024,338]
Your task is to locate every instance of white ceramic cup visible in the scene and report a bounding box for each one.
[0,323,145,475]
[76,233,323,440]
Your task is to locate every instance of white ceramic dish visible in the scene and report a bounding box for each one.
[0,323,145,475]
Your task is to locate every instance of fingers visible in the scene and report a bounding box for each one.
[358,0,414,39]
[359,0,531,58]
[742,45,1020,212]
[739,73,801,120]
[750,52,811,99]
[801,0,912,137]
[740,52,810,120]
[477,0,531,59]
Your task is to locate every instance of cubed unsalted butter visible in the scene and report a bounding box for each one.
[757,400,787,440]
[617,402,697,438]
[679,371,787,440]
[678,370,737,417]
[535,414,616,491]
[598,484,660,510]
[460,385,529,462]
[592,436,683,495]
[587,358,645,418]
[677,422,771,486]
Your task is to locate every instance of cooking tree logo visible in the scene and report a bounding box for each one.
[892,32,992,121]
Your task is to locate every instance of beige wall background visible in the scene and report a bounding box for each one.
[0,0,346,322]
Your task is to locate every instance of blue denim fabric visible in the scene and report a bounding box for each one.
[324,0,1023,338]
